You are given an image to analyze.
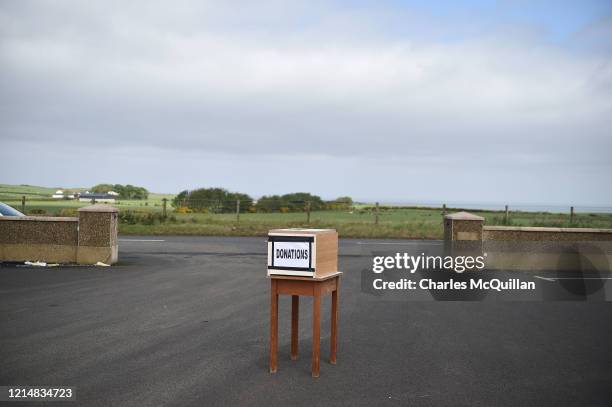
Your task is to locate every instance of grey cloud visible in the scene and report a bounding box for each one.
[1,1,611,204]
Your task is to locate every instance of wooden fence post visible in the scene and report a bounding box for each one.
[375,202,379,225]
[504,205,509,224]
[21,195,26,213]
[162,198,167,220]
[236,199,240,224]
[570,206,574,224]
[306,201,311,224]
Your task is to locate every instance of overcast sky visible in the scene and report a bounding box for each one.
[1,0,611,205]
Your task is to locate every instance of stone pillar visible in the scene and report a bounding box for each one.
[77,205,119,265]
[444,211,484,261]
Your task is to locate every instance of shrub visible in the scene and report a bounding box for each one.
[172,187,253,213]
[118,210,165,225]
[255,192,325,212]
[58,208,78,217]
[27,209,47,215]
[325,196,353,210]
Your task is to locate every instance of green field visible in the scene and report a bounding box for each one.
[0,184,173,215]
[0,183,78,198]
[2,184,611,239]
[112,208,612,239]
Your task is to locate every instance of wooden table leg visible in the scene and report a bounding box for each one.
[270,279,278,374]
[312,284,321,378]
[330,278,339,364]
[291,295,299,360]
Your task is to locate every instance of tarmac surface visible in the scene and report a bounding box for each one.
[1,236,612,406]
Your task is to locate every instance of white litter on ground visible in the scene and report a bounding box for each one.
[95,262,111,267]
[24,261,47,267]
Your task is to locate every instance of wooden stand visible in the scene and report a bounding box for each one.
[269,272,341,378]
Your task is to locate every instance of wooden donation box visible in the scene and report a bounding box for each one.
[267,229,341,377]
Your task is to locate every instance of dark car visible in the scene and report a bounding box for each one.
[0,202,25,216]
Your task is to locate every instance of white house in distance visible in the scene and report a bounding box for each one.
[52,190,76,199]
[53,189,117,202]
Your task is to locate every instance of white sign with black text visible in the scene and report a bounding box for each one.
[271,241,311,269]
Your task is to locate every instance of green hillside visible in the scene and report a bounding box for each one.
[0,184,86,199]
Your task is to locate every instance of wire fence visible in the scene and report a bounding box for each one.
[1,192,610,227]
[0,194,364,224]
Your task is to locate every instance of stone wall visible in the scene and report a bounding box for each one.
[444,212,612,272]
[0,205,118,265]
[483,226,612,271]
[0,216,79,263]
[483,226,612,242]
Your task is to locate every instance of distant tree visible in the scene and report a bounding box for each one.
[91,184,115,193]
[172,190,189,207]
[120,184,149,200]
[254,195,283,213]
[283,192,324,211]
[255,192,324,212]
[225,192,254,213]
[91,183,149,200]
[172,187,253,213]
[326,196,353,210]
[336,196,353,205]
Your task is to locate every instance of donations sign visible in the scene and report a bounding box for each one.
[268,235,314,274]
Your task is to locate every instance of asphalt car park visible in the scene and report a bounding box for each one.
[1,236,611,406]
